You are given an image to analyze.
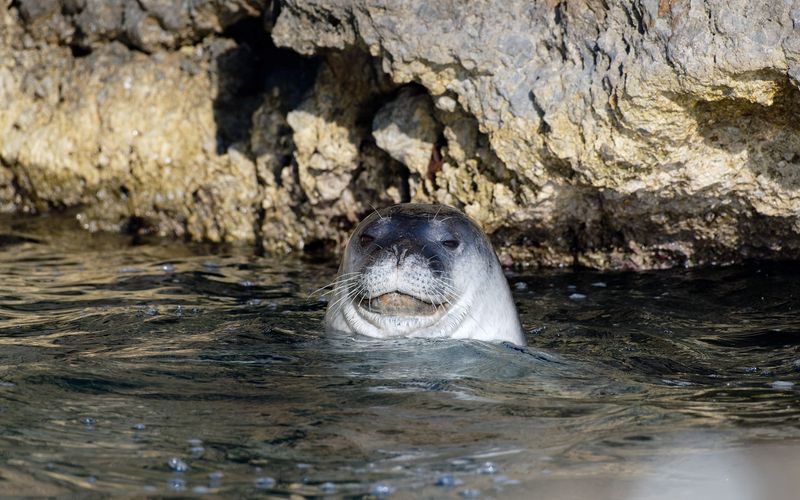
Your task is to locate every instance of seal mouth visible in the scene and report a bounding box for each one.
[360,291,440,316]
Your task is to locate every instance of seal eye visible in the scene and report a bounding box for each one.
[360,234,375,247]
[441,239,460,249]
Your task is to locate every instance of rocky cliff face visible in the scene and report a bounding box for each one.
[2,1,800,269]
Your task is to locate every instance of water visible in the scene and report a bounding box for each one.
[1,213,799,498]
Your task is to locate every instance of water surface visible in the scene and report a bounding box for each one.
[0,214,799,498]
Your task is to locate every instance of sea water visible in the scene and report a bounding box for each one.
[0,214,799,498]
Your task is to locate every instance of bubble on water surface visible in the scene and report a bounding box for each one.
[167,477,186,491]
[477,462,498,475]
[591,281,607,287]
[435,474,459,487]
[514,282,528,291]
[132,423,145,431]
[370,483,394,497]
[569,293,587,300]
[167,458,189,472]
[771,381,795,389]
[319,481,337,493]
[160,264,176,273]
[137,306,158,317]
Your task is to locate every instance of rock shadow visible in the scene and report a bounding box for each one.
[691,77,800,190]
[211,15,318,156]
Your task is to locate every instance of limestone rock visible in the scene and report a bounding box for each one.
[3,0,800,269]
[372,87,440,179]
[273,0,800,268]
[268,50,406,252]
[0,4,261,242]
[14,0,269,52]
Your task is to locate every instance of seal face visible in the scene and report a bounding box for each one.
[324,204,526,345]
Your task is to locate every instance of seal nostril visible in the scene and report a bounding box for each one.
[441,239,460,249]
[392,245,409,265]
[360,234,375,247]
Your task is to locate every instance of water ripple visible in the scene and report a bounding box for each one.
[0,214,799,496]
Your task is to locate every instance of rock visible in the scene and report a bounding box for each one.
[0,5,264,241]
[13,0,269,52]
[263,49,406,252]
[272,0,800,268]
[372,87,440,179]
[2,0,800,268]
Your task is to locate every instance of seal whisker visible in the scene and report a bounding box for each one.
[440,287,494,340]
[329,283,365,318]
[339,287,364,316]
[327,279,360,307]
[366,201,384,220]
[437,281,460,300]
[311,275,360,294]
[432,204,443,222]
[317,280,360,298]
[307,275,362,300]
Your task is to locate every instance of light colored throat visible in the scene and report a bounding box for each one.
[360,292,441,316]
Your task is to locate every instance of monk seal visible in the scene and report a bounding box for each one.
[324,204,526,345]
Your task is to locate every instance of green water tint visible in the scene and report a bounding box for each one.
[0,214,799,498]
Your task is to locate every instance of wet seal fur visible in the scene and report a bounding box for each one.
[324,204,526,345]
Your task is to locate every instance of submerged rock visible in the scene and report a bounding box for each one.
[1,1,800,269]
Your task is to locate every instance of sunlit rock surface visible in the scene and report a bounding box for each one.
[0,0,270,241]
[2,1,800,268]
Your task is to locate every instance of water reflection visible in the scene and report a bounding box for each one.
[0,214,798,497]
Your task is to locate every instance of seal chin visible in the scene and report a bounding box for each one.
[359,291,442,317]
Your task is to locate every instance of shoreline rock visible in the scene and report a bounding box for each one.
[2,1,800,269]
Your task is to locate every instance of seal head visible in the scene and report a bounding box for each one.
[324,204,526,345]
